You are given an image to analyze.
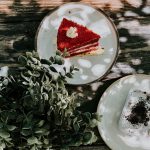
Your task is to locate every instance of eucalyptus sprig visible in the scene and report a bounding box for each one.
[0,51,100,150]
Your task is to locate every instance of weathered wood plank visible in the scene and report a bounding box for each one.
[0,0,149,23]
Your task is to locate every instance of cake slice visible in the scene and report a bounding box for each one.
[57,18,102,57]
[118,89,150,148]
[119,89,150,136]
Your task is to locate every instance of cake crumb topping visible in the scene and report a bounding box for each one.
[66,27,78,38]
[126,100,149,126]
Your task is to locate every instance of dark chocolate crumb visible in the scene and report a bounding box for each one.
[126,101,149,126]
[144,122,148,126]
[147,95,150,101]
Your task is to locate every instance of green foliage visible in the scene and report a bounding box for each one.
[0,51,100,149]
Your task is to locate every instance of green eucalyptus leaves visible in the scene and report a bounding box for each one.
[0,51,100,150]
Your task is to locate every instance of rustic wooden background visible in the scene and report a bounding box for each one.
[0,0,150,149]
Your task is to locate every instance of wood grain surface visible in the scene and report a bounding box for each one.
[0,0,150,149]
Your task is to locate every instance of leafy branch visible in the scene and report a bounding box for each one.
[0,51,100,150]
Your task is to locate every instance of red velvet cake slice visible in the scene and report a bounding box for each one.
[57,18,102,57]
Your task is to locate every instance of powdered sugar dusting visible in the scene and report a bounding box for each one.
[119,89,150,148]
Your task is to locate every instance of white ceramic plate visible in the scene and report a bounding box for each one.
[97,74,150,150]
[36,2,119,85]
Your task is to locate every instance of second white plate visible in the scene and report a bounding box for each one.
[97,74,150,150]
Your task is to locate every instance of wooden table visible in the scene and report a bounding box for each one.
[0,0,150,149]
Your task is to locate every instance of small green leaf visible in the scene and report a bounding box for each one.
[62,48,69,57]
[73,122,80,133]
[31,146,36,150]
[83,131,97,145]
[74,67,79,71]
[84,112,91,118]
[70,140,82,147]
[21,129,31,136]
[27,136,38,145]
[32,51,39,58]
[54,55,64,65]
[0,129,10,139]
[83,112,91,123]
[44,139,49,145]
[5,137,12,142]
[0,143,5,149]
[93,113,102,122]
[66,73,73,78]
[21,73,30,82]
[6,125,16,131]
[31,57,38,64]
[0,123,3,129]
[49,56,54,63]
[26,52,32,57]
[41,59,52,66]
[56,50,62,56]
[16,115,24,123]
[83,132,92,143]
[49,66,57,72]
[37,120,44,127]
[27,70,40,77]
[18,55,27,65]
[42,93,49,100]
[2,79,9,86]
[35,128,47,134]
[70,65,74,72]
[58,80,65,89]
[63,67,66,73]
[22,123,32,130]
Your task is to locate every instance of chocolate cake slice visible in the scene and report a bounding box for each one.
[57,18,102,57]
[119,89,150,136]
